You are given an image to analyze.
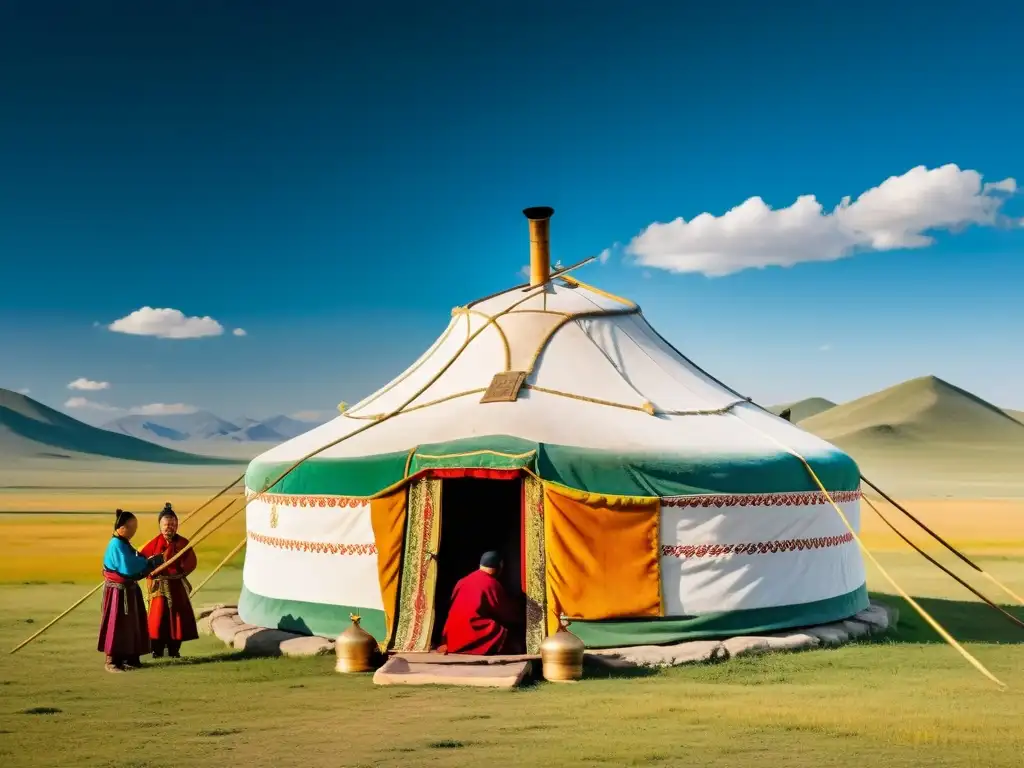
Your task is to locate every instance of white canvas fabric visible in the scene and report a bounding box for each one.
[242,497,383,612]
[660,496,865,615]
[251,281,843,465]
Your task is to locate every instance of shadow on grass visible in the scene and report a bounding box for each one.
[154,650,252,667]
[870,592,1024,645]
[512,656,661,688]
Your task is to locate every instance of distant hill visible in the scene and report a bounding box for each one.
[768,397,836,423]
[1006,409,1024,425]
[800,376,1024,447]
[0,389,235,464]
[102,411,326,444]
[797,376,1024,497]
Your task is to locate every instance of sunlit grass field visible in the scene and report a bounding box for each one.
[1,489,1023,767]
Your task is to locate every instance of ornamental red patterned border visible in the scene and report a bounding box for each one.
[248,530,377,555]
[662,532,854,559]
[246,492,366,509]
[661,490,861,508]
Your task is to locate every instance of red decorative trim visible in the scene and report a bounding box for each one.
[428,468,522,480]
[661,490,861,508]
[248,531,377,555]
[662,532,854,559]
[247,492,366,509]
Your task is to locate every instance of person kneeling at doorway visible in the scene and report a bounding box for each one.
[439,551,523,655]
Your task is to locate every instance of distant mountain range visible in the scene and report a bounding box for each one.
[101,411,328,444]
[0,389,236,464]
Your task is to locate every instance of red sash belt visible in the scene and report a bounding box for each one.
[102,569,140,615]
[102,569,135,585]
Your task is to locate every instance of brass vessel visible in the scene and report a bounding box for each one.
[539,617,585,682]
[335,614,377,673]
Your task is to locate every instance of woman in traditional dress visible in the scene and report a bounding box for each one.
[139,503,199,658]
[97,510,163,673]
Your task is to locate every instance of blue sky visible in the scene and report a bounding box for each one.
[1,1,1022,423]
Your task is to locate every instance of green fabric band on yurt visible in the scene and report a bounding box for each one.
[565,584,870,649]
[245,434,860,499]
[238,585,388,641]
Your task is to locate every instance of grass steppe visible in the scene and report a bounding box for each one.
[3,370,1024,767]
[1,486,1023,767]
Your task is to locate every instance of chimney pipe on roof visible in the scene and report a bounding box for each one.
[523,206,554,287]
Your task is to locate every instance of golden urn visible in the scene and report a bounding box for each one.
[539,617,585,682]
[335,614,377,673]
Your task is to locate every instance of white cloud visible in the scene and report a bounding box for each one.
[232,328,247,337]
[819,343,832,353]
[627,164,1018,277]
[597,248,611,265]
[67,378,110,391]
[128,403,198,416]
[984,178,1017,194]
[18,388,30,395]
[519,264,531,279]
[64,397,119,412]
[108,307,224,339]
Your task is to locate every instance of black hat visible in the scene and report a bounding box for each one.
[158,502,177,521]
[113,509,136,530]
[480,551,502,569]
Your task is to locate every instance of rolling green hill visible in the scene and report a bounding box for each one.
[800,376,1024,446]
[798,376,1024,497]
[0,389,237,465]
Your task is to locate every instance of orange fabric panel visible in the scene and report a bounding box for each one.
[543,484,661,635]
[370,487,408,648]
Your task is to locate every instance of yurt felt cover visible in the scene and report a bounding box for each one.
[241,278,868,647]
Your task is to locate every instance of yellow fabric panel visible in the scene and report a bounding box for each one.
[369,486,408,649]
[543,484,661,635]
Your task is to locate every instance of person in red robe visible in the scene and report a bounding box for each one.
[139,503,199,658]
[440,551,523,655]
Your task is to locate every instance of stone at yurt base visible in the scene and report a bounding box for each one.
[199,598,898,674]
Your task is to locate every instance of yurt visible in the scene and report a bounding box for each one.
[240,207,867,654]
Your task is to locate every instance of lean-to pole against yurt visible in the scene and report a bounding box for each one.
[238,206,869,655]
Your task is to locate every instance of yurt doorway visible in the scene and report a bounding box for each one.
[430,476,525,651]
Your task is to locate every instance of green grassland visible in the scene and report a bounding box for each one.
[3,378,1024,766]
[1,551,1023,768]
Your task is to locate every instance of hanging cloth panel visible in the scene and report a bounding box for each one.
[369,485,409,650]
[543,484,662,635]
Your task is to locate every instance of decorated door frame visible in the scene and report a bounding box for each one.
[391,476,443,652]
[389,470,548,654]
[522,474,547,654]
